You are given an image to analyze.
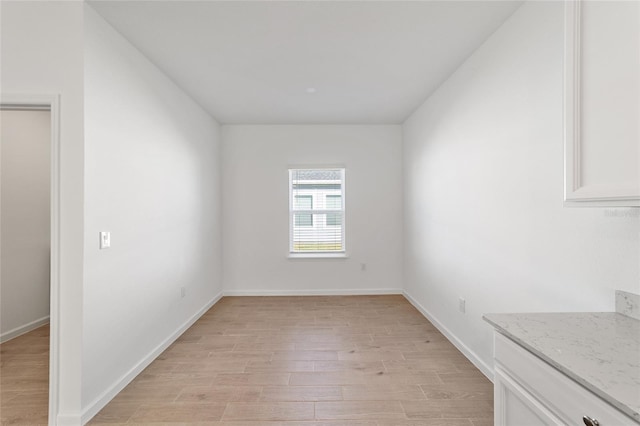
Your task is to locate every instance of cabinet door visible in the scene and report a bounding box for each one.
[564,0,640,206]
[495,367,566,426]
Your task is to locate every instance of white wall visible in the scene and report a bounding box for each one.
[402,1,640,378]
[1,110,51,342]
[223,125,403,295]
[1,2,85,422]
[82,6,223,420]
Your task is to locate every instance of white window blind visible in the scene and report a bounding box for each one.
[289,168,345,253]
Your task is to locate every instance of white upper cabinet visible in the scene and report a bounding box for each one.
[564,0,640,206]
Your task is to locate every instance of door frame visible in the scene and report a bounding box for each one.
[1,94,61,426]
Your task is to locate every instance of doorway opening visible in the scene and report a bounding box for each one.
[0,95,61,426]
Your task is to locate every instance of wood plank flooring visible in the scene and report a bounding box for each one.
[90,296,493,425]
[0,324,49,425]
[0,296,494,425]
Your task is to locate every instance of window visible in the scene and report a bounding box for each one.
[294,195,313,226]
[289,168,345,254]
[325,195,342,226]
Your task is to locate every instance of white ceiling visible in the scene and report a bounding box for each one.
[89,1,522,124]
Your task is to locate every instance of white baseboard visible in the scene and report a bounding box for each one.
[56,412,82,426]
[81,291,224,425]
[402,290,494,382]
[223,288,403,296]
[0,315,50,343]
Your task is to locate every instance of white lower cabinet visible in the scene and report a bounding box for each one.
[495,367,565,425]
[493,333,639,426]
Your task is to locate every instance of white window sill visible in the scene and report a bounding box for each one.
[288,252,348,259]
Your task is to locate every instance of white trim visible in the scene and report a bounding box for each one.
[288,252,348,259]
[402,290,494,382]
[341,168,346,251]
[0,93,61,426]
[81,291,224,424]
[224,288,403,297]
[563,0,581,202]
[563,198,640,208]
[0,316,50,343]
[288,163,347,170]
[55,413,82,426]
[563,0,640,207]
[0,104,51,111]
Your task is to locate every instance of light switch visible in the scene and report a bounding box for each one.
[100,231,111,249]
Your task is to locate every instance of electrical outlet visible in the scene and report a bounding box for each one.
[181,287,186,298]
[459,298,466,313]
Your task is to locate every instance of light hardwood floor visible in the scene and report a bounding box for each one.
[0,324,49,425]
[1,296,494,425]
[91,296,493,425]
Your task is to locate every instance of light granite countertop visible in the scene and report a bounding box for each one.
[483,312,640,422]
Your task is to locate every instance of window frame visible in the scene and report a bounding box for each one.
[288,167,346,257]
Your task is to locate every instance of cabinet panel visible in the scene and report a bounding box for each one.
[495,368,564,426]
[564,0,640,206]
